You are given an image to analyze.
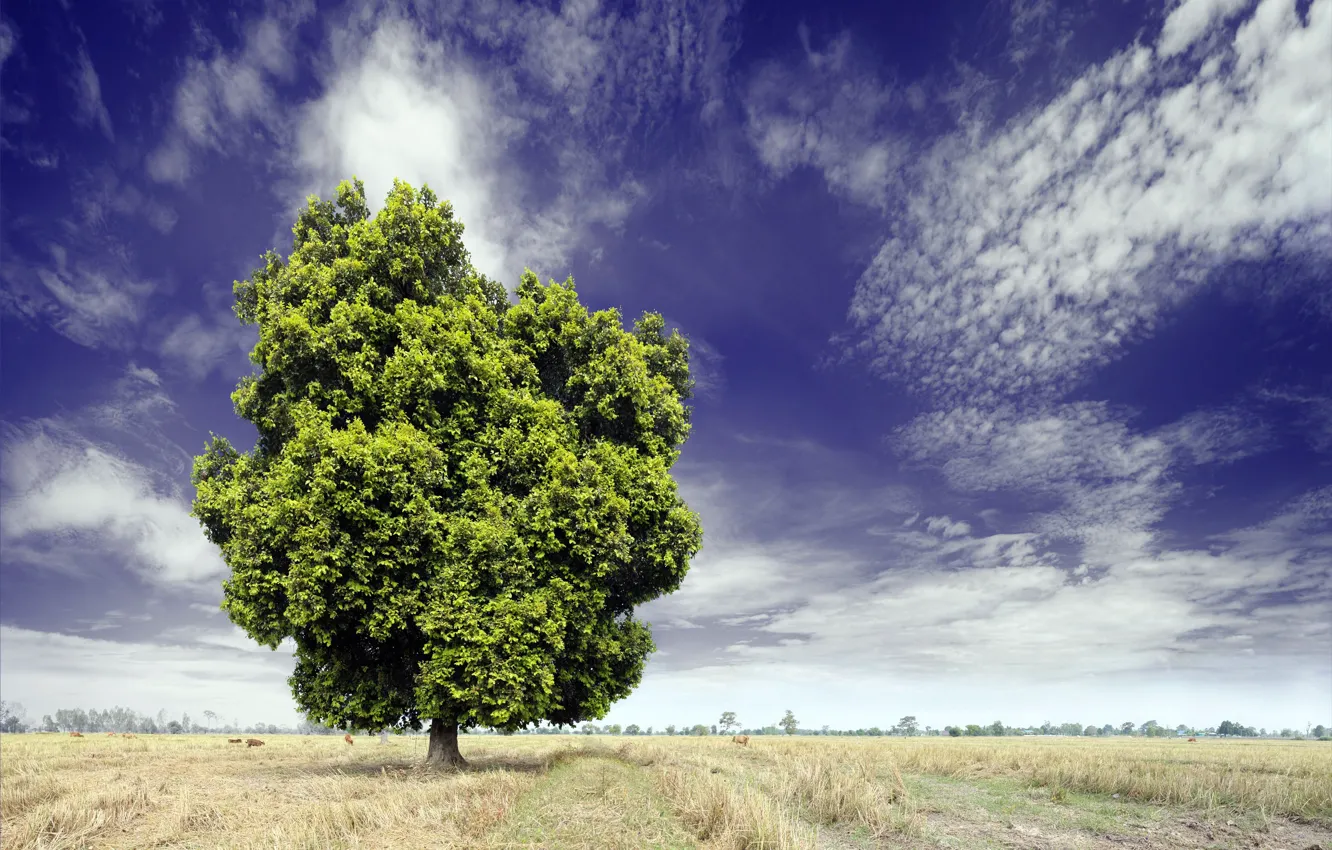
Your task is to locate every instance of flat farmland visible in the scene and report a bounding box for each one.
[2,733,1328,849]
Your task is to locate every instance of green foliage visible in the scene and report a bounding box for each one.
[779,710,798,735]
[192,178,702,736]
[718,711,737,734]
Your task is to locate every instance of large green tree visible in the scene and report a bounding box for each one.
[192,178,703,766]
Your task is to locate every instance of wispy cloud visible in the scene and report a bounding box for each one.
[70,44,114,141]
[157,312,256,381]
[0,242,153,349]
[146,0,313,183]
[744,28,911,209]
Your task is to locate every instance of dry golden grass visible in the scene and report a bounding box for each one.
[1,732,1328,849]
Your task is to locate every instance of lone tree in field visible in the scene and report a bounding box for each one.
[718,711,738,734]
[192,178,703,767]
[780,710,798,735]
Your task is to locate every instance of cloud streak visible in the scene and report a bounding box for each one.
[838,0,1331,405]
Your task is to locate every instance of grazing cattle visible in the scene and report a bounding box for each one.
[732,735,750,745]
[123,733,136,738]
[1187,737,1197,743]
[107,732,116,737]
[246,738,265,748]
[228,738,244,744]
[344,733,354,745]
[69,732,84,738]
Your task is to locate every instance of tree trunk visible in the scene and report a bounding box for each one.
[425,718,467,768]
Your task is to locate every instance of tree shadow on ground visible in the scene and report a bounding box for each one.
[290,742,652,780]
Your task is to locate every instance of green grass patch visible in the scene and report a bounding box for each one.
[488,756,697,850]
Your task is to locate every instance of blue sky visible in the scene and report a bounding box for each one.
[1,0,1329,734]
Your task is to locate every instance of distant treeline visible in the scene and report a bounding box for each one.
[1,702,1324,740]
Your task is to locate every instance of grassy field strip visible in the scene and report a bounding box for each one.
[1,736,538,850]
[4,735,1331,849]
[730,738,1332,822]
[486,755,698,849]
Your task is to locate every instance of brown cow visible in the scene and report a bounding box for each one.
[1187,737,1197,742]
[106,732,116,737]
[228,738,244,744]
[732,735,750,745]
[344,733,354,745]
[246,738,265,748]
[69,731,84,738]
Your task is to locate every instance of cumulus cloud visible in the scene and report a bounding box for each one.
[0,368,226,589]
[290,0,738,285]
[839,0,1331,405]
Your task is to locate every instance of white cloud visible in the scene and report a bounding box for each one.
[838,0,1331,405]
[924,515,971,539]
[0,626,300,728]
[896,402,1272,562]
[143,0,740,285]
[146,1,312,183]
[1158,0,1250,58]
[289,3,703,286]
[744,30,909,209]
[0,370,226,590]
[18,244,153,349]
[71,45,113,141]
[1,17,17,73]
[157,312,256,380]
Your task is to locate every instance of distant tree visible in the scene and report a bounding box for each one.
[580,723,596,735]
[191,179,703,767]
[719,711,738,734]
[1218,720,1235,737]
[964,724,984,736]
[711,724,719,735]
[1100,724,1114,736]
[605,724,622,735]
[203,710,217,732]
[690,724,709,736]
[1120,722,1135,736]
[624,724,640,735]
[868,726,883,737]
[41,715,57,733]
[1083,725,1099,737]
[779,710,798,736]
[989,720,1004,737]
[645,726,653,735]
[895,716,919,737]
[167,720,183,734]
[945,726,962,737]
[1314,725,1327,738]
[665,724,676,736]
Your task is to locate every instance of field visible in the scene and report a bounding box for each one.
[2,733,1329,850]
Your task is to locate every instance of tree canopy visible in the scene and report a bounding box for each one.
[192,178,703,764]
